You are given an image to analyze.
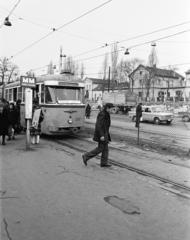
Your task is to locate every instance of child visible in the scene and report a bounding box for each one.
[30,99,44,144]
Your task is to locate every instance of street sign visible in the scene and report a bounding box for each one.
[25,88,33,119]
[20,76,36,88]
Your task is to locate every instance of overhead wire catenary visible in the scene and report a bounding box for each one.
[29,22,190,73]
[9,0,113,59]
[74,20,190,58]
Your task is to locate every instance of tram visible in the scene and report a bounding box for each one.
[1,73,85,135]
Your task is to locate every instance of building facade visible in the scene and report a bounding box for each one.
[84,77,108,101]
[184,69,190,101]
[129,65,185,102]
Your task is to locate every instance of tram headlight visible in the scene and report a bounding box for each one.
[68,117,73,124]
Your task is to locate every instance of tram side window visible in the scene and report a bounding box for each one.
[22,87,25,102]
[9,89,13,102]
[45,86,54,103]
[41,84,45,103]
[18,87,22,101]
[13,88,17,102]
[5,89,8,100]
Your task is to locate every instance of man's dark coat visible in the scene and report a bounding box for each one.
[0,102,9,135]
[93,109,111,143]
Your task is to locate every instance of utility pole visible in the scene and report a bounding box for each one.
[108,66,111,92]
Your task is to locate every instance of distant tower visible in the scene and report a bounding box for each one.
[148,42,158,68]
[59,46,63,73]
[59,46,66,73]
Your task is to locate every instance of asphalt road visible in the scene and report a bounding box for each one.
[84,111,190,157]
[1,131,190,240]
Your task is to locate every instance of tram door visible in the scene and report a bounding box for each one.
[13,88,17,102]
[33,85,39,102]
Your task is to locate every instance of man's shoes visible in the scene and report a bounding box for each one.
[82,154,87,166]
[100,163,112,167]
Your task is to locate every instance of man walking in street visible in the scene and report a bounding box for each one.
[82,103,113,167]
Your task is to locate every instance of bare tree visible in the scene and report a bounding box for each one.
[64,56,79,75]
[80,63,85,80]
[148,45,158,67]
[143,72,151,101]
[0,57,18,83]
[0,57,19,97]
[117,58,144,91]
[47,60,54,75]
[102,52,109,80]
[111,42,119,88]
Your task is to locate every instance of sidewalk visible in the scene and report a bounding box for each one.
[1,134,190,240]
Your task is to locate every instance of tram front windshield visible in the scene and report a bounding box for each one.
[45,86,82,103]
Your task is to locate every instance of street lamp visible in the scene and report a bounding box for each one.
[124,49,130,55]
[151,42,156,47]
[4,17,12,26]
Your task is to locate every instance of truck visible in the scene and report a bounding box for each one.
[102,90,138,114]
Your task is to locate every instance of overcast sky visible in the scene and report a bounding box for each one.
[0,0,190,77]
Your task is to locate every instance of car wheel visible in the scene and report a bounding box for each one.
[166,120,172,125]
[154,117,160,125]
[132,116,136,122]
[182,115,190,122]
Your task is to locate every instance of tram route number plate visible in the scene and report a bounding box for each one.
[20,76,36,88]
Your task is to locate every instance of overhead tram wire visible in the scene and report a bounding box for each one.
[33,28,189,71]
[73,28,190,64]
[9,0,112,59]
[7,0,21,18]
[26,23,190,73]
[73,20,190,58]
[117,20,190,45]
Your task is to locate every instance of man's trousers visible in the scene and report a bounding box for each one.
[84,141,108,165]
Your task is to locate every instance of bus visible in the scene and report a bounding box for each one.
[1,73,85,135]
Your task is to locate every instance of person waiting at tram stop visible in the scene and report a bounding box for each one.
[85,102,91,119]
[7,102,17,140]
[0,98,9,145]
[135,102,143,128]
[30,98,44,144]
[15,99,22,134]
[82,102,114,167]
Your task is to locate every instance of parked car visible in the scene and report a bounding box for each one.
[129,105,174,125]
[181,111,190,122]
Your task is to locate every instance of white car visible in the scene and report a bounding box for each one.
[129,105,174,125]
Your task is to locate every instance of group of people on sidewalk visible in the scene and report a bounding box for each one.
[0,98,21,145]
[0,97,44,146]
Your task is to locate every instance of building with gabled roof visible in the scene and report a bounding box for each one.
[129,65,185,102]
[83,77,116,101]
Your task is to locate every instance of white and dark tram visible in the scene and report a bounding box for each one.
[1,73,85,135]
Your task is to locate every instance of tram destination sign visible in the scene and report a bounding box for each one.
[20,76,36,88]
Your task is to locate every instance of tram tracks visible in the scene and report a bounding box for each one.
[84,123,190,157]
[49,137,190,199]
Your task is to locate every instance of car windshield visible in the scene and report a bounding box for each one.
[152,106,166,112]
